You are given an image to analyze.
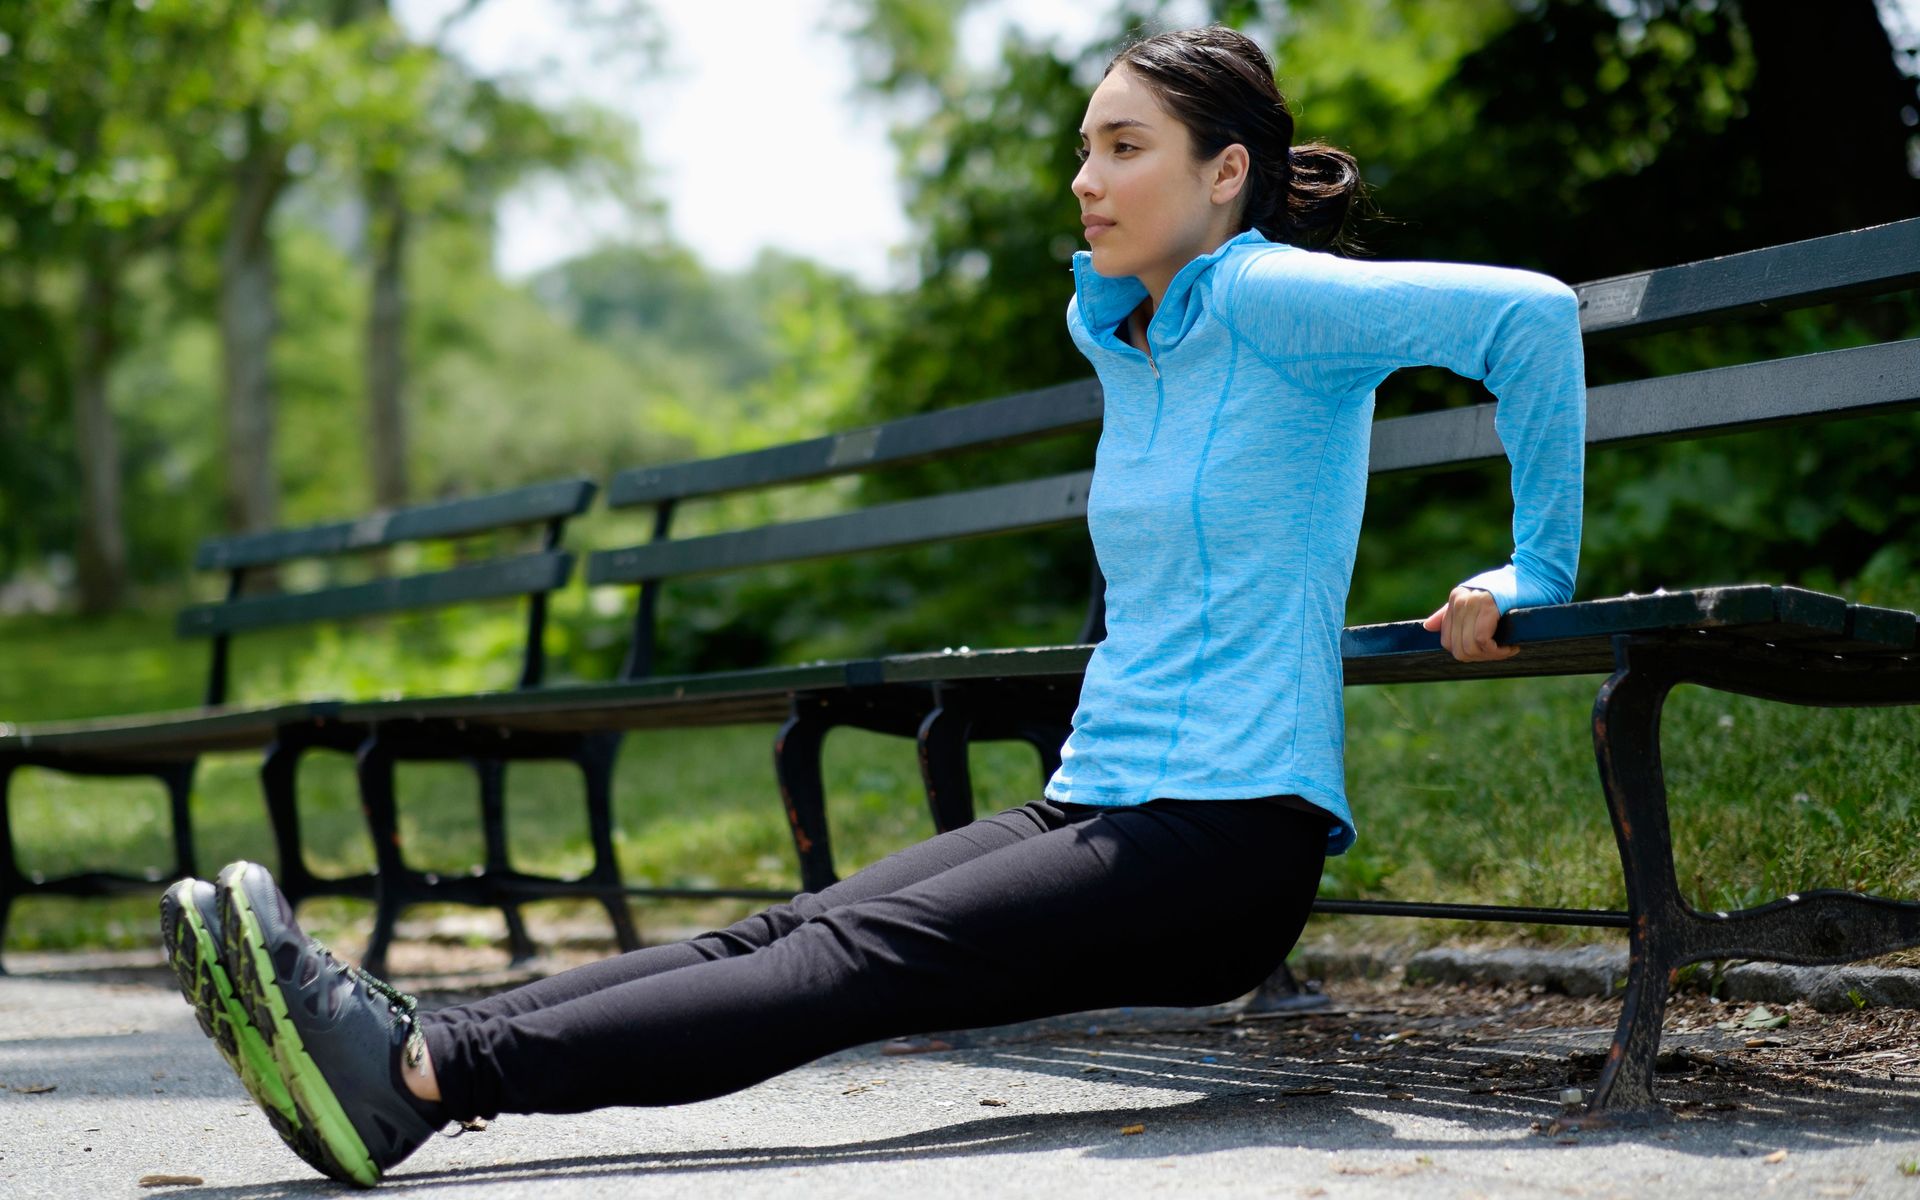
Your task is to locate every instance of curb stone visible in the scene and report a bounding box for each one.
[1291,939,1920,1013]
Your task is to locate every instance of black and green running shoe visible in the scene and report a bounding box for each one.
[159,878,342,1179]
[160,879,303,1129]
[216,860,445,1188]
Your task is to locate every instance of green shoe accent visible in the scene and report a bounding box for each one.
[159,881,301,1131]
[219,863,382,1188]
[162,879,350,1182]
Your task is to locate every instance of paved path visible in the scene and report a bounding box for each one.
[6,952,1920,1198]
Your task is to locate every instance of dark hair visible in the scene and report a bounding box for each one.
[1107,26,1371,253]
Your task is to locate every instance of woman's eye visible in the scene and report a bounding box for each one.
[1073,146,1089,161]
[1113,142,1137,154]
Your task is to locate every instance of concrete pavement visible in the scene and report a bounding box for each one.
[7,950,1920,1198]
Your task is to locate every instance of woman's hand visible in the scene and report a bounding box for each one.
[1421,586,1518,662]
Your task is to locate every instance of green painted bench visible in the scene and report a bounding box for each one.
[0,479,606,967]
[329,217,1920,1122]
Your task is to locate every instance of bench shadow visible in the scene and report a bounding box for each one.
[155,1006,1920,1197]
[17,972,1920,1195]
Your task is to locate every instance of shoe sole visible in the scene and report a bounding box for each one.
[159,881,305,1138]
[218,865,381,1188]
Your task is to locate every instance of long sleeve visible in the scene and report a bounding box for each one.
[1218,248,1588,613]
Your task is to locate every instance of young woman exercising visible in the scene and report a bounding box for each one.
[160,24,1584,1186]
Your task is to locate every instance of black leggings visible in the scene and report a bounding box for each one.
[421,796,1330,1120]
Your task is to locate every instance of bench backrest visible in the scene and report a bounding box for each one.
[589,218,1920,677]
[180,478,596,706]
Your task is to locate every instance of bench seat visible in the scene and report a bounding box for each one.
[0,701,342,761]
[260,584,1915,759]
[880,585,1919,689]
[332,663,888,733]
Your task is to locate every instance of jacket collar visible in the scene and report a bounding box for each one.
[1071,227,1277,350]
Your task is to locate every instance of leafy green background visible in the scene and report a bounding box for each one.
[3,0,1918,954]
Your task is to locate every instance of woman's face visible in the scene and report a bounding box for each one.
[1072,65,1246,294]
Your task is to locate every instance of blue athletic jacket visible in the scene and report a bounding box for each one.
[1041,227,1587,855]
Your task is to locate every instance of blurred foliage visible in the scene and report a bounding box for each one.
[0,0,651,604]
[6,1,1920,955]
[3,0,1919,684]
[821,0,1920,648]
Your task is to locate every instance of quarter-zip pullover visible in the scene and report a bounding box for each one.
[1042,228,1587,854]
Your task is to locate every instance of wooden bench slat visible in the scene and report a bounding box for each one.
[596,219,1920,511]
[0,701,340,759]
[589,472,1094,584]
[176,552,574,638]
[1373,337,1920,476]
[592,339,1920,584]
[194,479,596,571]
[1576,216,1920,339]
[336,661,867,721]
[328,663,915,735]
[1845,602,1919,647]
[875,586,1907,688]
[607,380,1102,508]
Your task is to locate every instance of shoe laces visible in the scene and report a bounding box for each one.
[351,963,428,1069]
[310,936,428,1069]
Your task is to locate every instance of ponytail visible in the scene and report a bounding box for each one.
[1108,27,1374,253]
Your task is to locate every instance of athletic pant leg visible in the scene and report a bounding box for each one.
[427,799,1083,1025]
[425,798,1327,1119]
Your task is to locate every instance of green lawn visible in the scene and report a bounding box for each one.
[4,600,1916,957]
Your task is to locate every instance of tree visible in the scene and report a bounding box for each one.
[0,0,252,611]
[832,0,1920,640]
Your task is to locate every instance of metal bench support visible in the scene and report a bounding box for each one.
[0,756,198,973]
[774,689,934,893]
[1576,632,1920,1121]
[915,683,1075,834]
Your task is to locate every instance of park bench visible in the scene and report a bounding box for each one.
[6,218,1915,1129]
[869,216,1920,1123]
[0,479,614,969]
[327,215,1920,1125]
[315,379,1111,972]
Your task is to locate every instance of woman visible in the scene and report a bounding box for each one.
[160,25,1584,1187]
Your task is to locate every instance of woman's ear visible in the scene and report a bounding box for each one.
[1210,143,1251,207]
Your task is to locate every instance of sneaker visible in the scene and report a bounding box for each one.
[216,860,445,1187]
[159,878,341,1178]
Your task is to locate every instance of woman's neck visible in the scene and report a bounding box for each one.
[1127,297,1155,352]
[1137,223,1243,311]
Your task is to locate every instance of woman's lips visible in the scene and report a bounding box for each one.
[1083,219,1115,241]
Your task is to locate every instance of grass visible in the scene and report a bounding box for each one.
[3,597,1916,958]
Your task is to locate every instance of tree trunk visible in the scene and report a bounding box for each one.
[73,234,127,614]
[365,164,411,508]
[220,106,291,535]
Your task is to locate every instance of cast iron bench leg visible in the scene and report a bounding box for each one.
[355,733,415,980]
[0,763,18,971]
[161,761,198,884]
[578,732,641,954]
[0,756,201,974]
[260,726,380,915]
[774,701,839,894]
[917,687,1072,835]
[474,757,540,967]
[1583,644,1684,1115]
[261,733,324,908]
[916,704,976,834]
[1576,633,1920,1126]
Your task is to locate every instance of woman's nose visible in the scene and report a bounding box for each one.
[1072,161,1098,200]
